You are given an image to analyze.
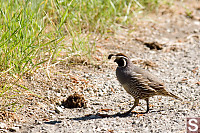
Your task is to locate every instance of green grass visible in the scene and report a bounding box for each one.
[0,0,161,75]
[0,0,162,110]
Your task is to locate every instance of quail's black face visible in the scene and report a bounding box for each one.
[108,53,128,68]
[114,57,127,67]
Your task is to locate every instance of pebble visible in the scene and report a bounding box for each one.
[58,115,66,120]
[0,129,8,133]
[9,127,19,132]
[55,106,63,114]
[0,122,7,129]
[35,120,42,125]
[56,93,61,97]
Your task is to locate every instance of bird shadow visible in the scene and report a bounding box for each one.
[70,108,167,121]
[44,120,62,125]
[70,113,126,121]
[70,111,151,121]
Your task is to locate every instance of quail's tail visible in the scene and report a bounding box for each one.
[168,92,183,101]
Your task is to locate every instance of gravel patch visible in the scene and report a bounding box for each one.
[20,39,200,132]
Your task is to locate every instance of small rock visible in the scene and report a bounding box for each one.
[57,93,61,97]
[58,115,66,120]
[0,129,7,132]
[55,106,63,114]
[194,21,200,25]
[13,124,22,128]
[48,110,56,114]
[92,102,101,105]
[49,104,55,108]
[35,119,42,125]
[0,122,7,129]
[9,127,19,132]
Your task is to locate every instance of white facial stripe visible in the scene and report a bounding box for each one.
[116,57,127,67]
[116,56,128,60]
[122,58,126,67]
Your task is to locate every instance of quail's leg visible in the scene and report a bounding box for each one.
[133,98,149,114]
[145,98,150,113]
[117,99,139,117]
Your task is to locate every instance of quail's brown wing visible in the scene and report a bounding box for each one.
[133,66,172,95]
[133,66,182,100]
[128,72,157,98]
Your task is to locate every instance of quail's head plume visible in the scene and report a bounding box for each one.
[108,53,182,116]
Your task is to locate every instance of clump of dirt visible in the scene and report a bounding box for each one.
[143,42,163,50]
[61,93,87,108]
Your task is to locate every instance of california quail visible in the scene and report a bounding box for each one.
[108,53,182,116]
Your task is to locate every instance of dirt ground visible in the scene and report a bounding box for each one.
[0,0,200,132]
